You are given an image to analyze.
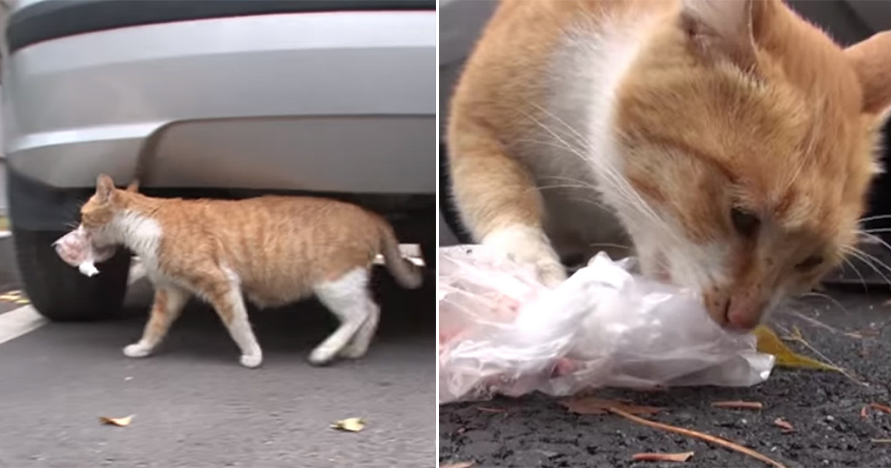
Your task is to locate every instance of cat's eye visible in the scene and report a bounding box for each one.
[731,207,760,237]
[795,255,824,271]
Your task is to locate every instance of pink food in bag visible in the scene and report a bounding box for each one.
[53,226,116,277]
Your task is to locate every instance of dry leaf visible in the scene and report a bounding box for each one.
[754,325,841,372]
[99,415,134,427]
[560,397,663,416]
[330,417,365,432]
[861,406,869,419]
[606,407,787,468]
[440,463,475,468]
[632,452,694,462]
[476,406,507,413]
[711,400,763,410]
[869,403,891,414]
[773,418,794,432]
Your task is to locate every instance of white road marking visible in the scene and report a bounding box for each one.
[0,306,47,345]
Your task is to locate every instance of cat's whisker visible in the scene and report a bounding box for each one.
[522,110,671,236]
[859,228,891,234]
[536,184,595,192]
[838,255,869,292]
[843,247,891,287]
[588,242,632,251]
[859,214,891,223]
[527,101,594,148]
[800,291,850,315]
[857,231,891,255]
[850,246,891,276]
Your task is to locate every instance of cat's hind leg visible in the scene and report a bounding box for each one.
[310,268,374,365]
[339,299,379,360]
[124,285,189,358]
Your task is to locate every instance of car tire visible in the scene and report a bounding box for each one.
[13,228,132,321]
[421,240,435,273]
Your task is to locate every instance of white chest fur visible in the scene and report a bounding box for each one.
[510,15,658,261]
[111,211,163,275]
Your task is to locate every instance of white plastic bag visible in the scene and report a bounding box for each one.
[439,245,775,404]
[53,226,117,277]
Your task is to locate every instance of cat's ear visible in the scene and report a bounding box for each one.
[844,31,891,116]
[679,0,759,71]
[95,174,116,203]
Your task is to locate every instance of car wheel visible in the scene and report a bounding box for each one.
[421,241,435,273]
[12,228,131,321]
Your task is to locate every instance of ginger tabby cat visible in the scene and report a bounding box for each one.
[80,175,422,368]
[448,0,891,330]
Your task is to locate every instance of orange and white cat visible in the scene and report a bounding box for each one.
[448,0,891,330]
[79,175,422,368]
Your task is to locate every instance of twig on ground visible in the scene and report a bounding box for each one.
[711,400,763,410]
[773,418,794,432]
[560,397,663,416]
[631,452,694,462]
[606,407,787,468]
[869,403,891,414]
[476,406,507,413]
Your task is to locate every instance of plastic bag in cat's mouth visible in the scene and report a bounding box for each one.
[53,226,117,277]
[438,245,776,404]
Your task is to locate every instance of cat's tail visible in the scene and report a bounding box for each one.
[377,219,423,290]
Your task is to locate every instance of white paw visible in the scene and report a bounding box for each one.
[239,353,263,368]
[308,345,339,366]
[338,342,370,359]
[483,225,567,287]
[123,343,152,358]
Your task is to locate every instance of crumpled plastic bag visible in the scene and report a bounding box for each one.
[439,245,775,404]
[53,226,116,277]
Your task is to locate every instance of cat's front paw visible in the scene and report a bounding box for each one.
[123,343,153,358]
[483,225,567,287]
[240,353,263,368]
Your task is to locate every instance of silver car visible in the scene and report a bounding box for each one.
[3,0,437,321]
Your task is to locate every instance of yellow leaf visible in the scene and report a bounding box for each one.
[99,415,134,427]
[754,325,841,372]
[330,417,365,432]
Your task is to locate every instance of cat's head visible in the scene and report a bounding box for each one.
[610,0,891,330]
[80,174,126,241]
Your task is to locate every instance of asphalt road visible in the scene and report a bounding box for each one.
[0,261,436,468]
[439,289,891,468]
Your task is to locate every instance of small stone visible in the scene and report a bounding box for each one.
[826,415,835,422]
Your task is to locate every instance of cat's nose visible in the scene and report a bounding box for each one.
[703,289,763,331]
[725,295,763,331]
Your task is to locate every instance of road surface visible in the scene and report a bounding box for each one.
[0,261,436,468]
[440,290,891,468]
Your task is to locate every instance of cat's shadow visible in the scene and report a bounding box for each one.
[115,268,435,365]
